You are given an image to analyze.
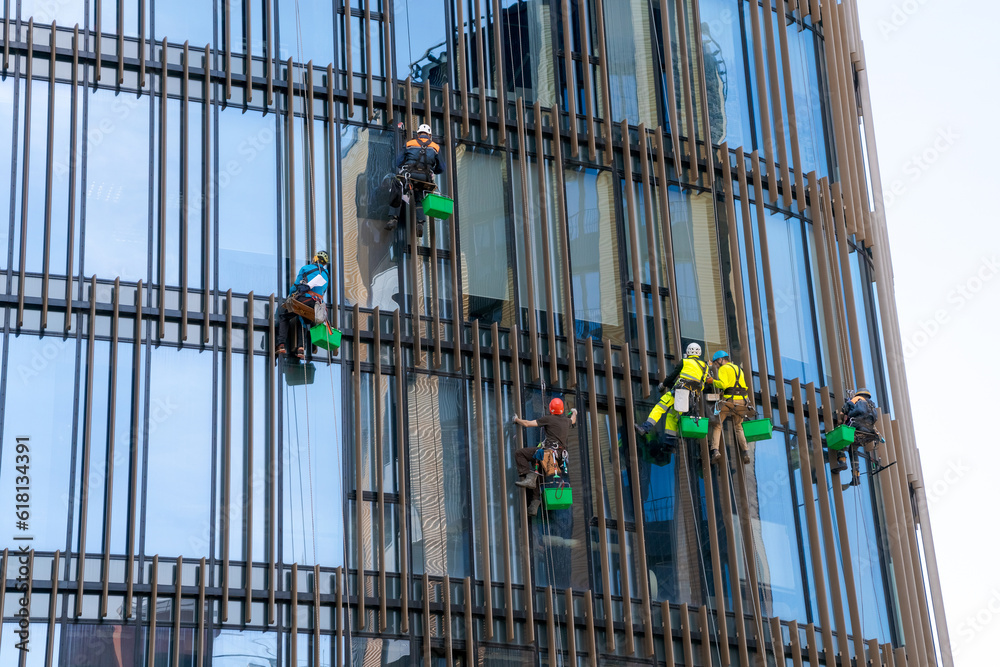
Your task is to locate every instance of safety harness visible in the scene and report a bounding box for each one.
[720,363,749,400]
[401,137,439,174]
[676,356,709,392]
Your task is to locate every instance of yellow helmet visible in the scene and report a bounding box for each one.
[314,250,330,265]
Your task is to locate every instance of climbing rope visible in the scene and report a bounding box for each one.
[721,427,775,661]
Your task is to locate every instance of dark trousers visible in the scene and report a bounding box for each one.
[276,294,317,349]
[388,171,433,221]
[515,447,540,503]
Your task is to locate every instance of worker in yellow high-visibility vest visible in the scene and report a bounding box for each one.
[706,351,753,465]
[635,342,709,437]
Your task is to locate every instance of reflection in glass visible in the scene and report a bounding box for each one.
[0,76,12,267]
[218,106,278,295]
[565,168,622,340]
[512,155,566,335]
[765,211,821,384]
[352,636,410,665]
[456,145,513,325]
[212,628,279,665]
[394,0,448,84]
[669,187,725,352]
[283,363,345,566]
[603,0,658,125]
[157,0,212,48]
[498,0,556,106]
[698,0,754,146]
[58,623,140,665]
[752,430,809,621]
[20,0,86,26]
[341,124,399,310]
[77,342,138,555]
[788,28,829,178]
[278,0,336,67]
[18,83,77,277]
[408,373,470,578]
[0,336,76,551]
[145,347,213,558]
[84,90,150,283]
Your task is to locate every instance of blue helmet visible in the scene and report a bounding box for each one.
[712,350,730,362]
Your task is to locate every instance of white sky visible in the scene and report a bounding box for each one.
[856,2,1000,664]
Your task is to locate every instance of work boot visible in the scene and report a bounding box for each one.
[384,216,398,231]
[710,448,721,463]
[742,451,751,465]
[416,221,424,238]
[515,471,541,489]
[830,453,848,473]
[634,420,653,437]
[527,498,541,517]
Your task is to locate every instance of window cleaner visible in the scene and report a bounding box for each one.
[706,351,755,465]
[635,342,709,437]
[386,123,447,238]
[831,388,886,484]
[276,251,330,361]
[512,398,577,517]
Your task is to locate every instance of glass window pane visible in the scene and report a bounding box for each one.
[408,373,470,578]
[394,0,449,84]
[157,0,213,48]
[698,0,754,147]
[565,167,623,341]
[0,335,76,551]
[84,90,150,283]
[668,186,725,352]
[144,347,214,558]
[498,0,555,106]
[282,362,344,567]
[340,124,400,310]
[603,0,658,126]
[0,76,14,269]
[17,82,79,278]
[456,145,514,325]
[218,105,279,294]
[20,0,86,26]
[753,429,809,621]
[766,211,820,384]
[278,0,336,67]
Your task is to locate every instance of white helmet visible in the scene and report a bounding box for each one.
[417,123,432,135]
[685,342,702,357]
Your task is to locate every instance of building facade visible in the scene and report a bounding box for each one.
[0,0,950,665]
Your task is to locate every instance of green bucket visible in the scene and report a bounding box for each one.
[542,484,573,510]
[421,192,454,219]
[826,424,856,451]
[679,416,709,439]
[310,324,342,353]
[742,418,773,442]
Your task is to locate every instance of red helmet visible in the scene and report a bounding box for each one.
[549,398,564,415]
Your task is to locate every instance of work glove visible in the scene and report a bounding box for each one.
[511,414,519,424]
[656,382,666,394]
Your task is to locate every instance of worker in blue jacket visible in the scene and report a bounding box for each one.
[276,251,330,359]
[832,388,884,478]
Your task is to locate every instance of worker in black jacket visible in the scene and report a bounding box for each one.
[386,123,445,238]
